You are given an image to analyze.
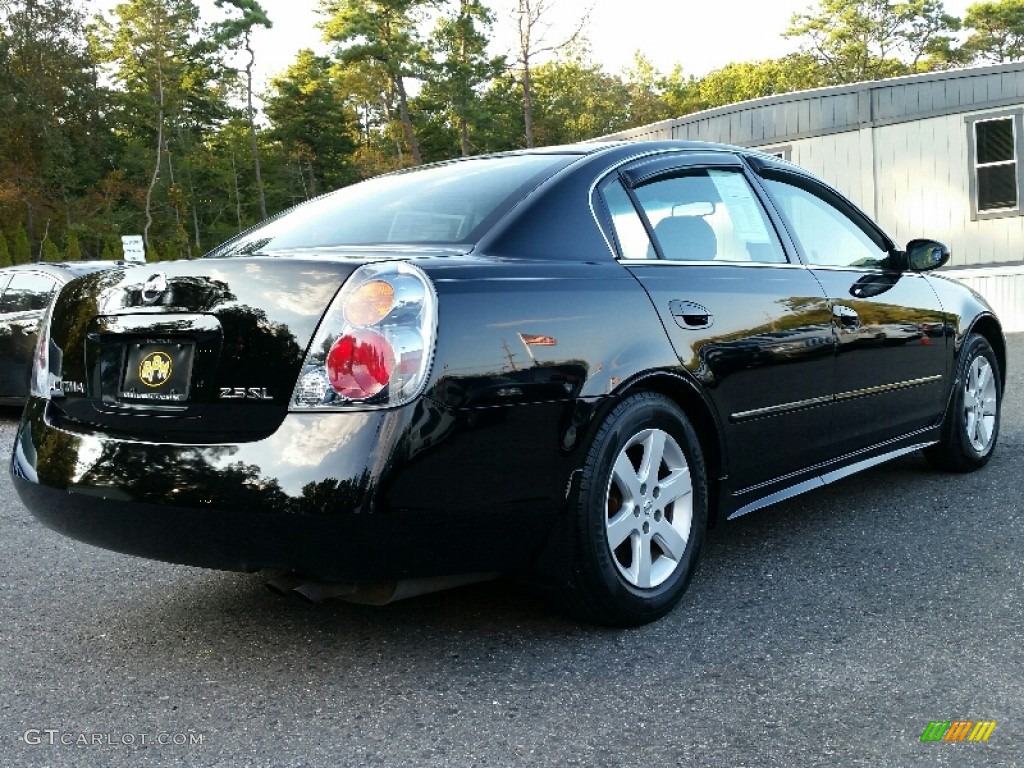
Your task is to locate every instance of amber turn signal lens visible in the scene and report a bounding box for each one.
[344,280,395,326]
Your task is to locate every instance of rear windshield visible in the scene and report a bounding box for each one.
[205,153,576,257]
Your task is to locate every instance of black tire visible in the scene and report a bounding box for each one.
[925,333,1002,472]
[559,392,708,627]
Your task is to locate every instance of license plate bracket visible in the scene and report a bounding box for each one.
[119,341,195,403]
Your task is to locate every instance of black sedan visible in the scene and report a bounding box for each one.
[10,141,1004,626]
[0,261,119,405]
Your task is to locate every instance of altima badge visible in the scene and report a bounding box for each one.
[141,273,168,304]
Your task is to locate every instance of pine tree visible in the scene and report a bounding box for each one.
[13,224,31,265]
[0,233,11,267]
[42,236,62,262]
[65,232,83,261]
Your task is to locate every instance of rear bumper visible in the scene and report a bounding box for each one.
[11,397,575,581]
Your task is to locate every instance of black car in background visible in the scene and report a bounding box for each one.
[0,262,119,405]
[10,141,1005,626]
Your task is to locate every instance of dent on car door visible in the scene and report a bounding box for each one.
[0,273,58,397]
[599,154,835,493]
[756,170,949,456]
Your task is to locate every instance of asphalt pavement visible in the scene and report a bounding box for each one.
[2,337,1023,767]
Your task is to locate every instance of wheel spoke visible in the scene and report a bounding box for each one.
[975,413,991,448]
[612,451,642,503]
[633,535,653,589]
[657,467,692,506]
[654,519,688,561]
[606,510,637,550]
[965,407,977,443]
[638,429,666,484]
[974,361,990,395]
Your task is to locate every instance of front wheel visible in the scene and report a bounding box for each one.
[925,333,1002,472]
[559,392,708,627]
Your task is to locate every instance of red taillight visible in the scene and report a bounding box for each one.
[291,262,437,410]
[326,331,395,399]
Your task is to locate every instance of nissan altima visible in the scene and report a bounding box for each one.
[0,261,120,405]
[10,141,1004,626]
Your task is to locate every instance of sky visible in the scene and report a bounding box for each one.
[93,0,980,91]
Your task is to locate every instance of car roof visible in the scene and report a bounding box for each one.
[472,139,751,162]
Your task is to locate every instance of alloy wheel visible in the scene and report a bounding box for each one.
[604,428,693,589]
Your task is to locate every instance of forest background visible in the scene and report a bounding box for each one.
[2,0,1024,264]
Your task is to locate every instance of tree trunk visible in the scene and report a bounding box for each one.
[394,75,422,165]
[245,34,268,220]
[145,58,165,254]
[458,29,470,157]
[522,60,534,148]
[230,150,242,231]
[306,157,317,197]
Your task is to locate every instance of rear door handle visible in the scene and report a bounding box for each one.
[669,300,713,330]
[831,304,859,327]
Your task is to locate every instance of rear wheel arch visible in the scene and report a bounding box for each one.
[615,372,726,525]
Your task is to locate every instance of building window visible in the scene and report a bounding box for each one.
[756,145,791,161]
[966,110,1024,221]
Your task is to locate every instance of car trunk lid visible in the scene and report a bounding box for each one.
[47,257,364,441]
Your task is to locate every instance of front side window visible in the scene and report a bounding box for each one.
[0,273,58,314]
[761,175,889,269]
[604,168,786,263]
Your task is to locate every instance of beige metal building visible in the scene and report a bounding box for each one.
[604,61,1024,331]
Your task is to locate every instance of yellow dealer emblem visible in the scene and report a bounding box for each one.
[139,351,173,387]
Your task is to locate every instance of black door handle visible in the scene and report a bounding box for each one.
[669,300,713,330]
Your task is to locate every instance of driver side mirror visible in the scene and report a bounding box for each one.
[905,239,950,272]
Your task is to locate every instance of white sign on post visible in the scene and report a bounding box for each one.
[121,235,146,263]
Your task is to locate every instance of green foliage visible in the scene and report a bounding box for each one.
[622,54,676,126]
[0,232,10,267]
[88,0,226,252]
[100,241,117,261]
[422,0,504,157]
[65,232,83,261]
[0,0,114,245]
[963,0,1024,62]
[212,0,271,43]
[320,0,435,164]
[785,0,960,84]
[530,52,633,145]
[13,224,31,265]
[41,236,62,262]
[696,55,828,110]
[265,51,358,199]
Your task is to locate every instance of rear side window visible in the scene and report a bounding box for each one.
[604,169,786,263]
[207,154,576,256]
[0,273,58,313]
